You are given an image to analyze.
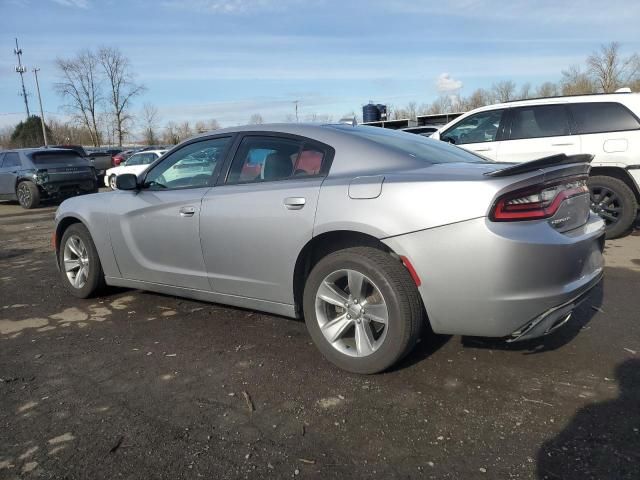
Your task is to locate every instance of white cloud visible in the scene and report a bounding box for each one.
[51,0,89,7]
[436,73,463,93]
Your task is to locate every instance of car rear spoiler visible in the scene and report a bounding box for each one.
[484,154,594,178]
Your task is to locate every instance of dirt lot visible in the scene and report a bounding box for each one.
[1,200,639,480]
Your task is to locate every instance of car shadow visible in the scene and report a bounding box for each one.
[536,358,640,479]
[390,320,453,372]
[460,281,604,355]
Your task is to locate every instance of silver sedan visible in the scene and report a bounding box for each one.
[53,124,605,373]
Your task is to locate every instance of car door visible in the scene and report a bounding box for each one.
[200,134,332,304]
[0,152,21,196]
[568,101,640,170]
[497,104,580,163]
[108,136,233,290]
[439,109,506,160]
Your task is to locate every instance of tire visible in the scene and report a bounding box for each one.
[59,223,105,298]
[303,247,424,374]
[16,181,40,209]
[109,175,117,190]
[588,175,637,239]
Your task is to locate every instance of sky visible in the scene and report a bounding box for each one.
[1,0,640,134]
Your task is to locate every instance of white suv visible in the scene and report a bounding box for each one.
[432,92,640,238]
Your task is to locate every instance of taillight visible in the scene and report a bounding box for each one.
[490,176,589,221]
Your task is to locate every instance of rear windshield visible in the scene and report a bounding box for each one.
[30,151,88,166]
[330,125,489,164]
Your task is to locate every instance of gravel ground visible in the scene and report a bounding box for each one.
[1,200,639,480]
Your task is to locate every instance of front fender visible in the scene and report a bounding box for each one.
[55,194,121,278]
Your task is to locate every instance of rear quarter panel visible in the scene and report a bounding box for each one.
[314,165,529,239]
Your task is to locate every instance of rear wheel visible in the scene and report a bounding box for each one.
[588,175,637,239]
[16,181,40,209]
[303,247,423,374]
[59,223,105,298]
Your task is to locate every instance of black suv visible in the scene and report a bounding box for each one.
[0,148,98,209]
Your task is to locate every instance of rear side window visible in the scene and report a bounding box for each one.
[226,136,327,185]
[2,153,22,168]
[508,105,570,140]
[30,152,86,166]
[569,102,640,134]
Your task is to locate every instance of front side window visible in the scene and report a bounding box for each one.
[441,109,504,145]
[143,137,231,190]
[226,136,326,184]
[508,105,570,140]
[570,102,640,134]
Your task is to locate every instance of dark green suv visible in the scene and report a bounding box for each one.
[0,148,98,209]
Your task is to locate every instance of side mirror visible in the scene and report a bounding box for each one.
[442,136,456,145]
[115,173,139,190]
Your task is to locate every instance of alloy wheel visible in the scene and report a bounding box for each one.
[315,269,389,357]
[109,175,117,189]
[17,183,31,207]
[590,185,622,227]
[63,235,90,289]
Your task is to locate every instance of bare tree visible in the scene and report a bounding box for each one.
[561,65,595,95]
[406,101,418,120]
[141,103,160,145]
[55,50,103,146]
[207,119,221,130]
[461,88,492,110]
[535,81,560,98]
[163,121,180,145]
[492,80,516,103]
[194,120,207,134]
[587,42,640,93]
[176,121,193,142]
[98,47,145,146]
[426,95,454,114]
[518,82,532,100]
[249,113,264,124]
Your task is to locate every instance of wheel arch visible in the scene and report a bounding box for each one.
[590,166,640,203]
[293,230,397,317]
[54,216,87,263]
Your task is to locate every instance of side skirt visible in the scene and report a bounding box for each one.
[104,276,298,319]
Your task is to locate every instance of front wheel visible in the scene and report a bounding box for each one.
[59,223,105,298]
[303,247,423,374]
[589,176,637,239]
[109,174,117,190]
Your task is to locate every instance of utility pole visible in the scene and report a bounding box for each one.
[293,100,299,122]
[14,38,30,117]
[33,68,48,147]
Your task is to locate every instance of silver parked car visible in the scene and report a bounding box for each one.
[53,124,605,373]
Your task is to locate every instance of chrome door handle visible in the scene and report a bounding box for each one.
[551,143,575,146]
[472,147,491,152]
[179,206,196,217]
[284,197,306,210]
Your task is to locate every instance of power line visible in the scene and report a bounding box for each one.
[14,38,31,118]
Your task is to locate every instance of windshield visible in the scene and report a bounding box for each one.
[29,151,88,166]
[330,125,490,164]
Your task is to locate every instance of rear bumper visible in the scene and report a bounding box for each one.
[40,179,98,198]
[506,272,601,342]
[382,213,605,338]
